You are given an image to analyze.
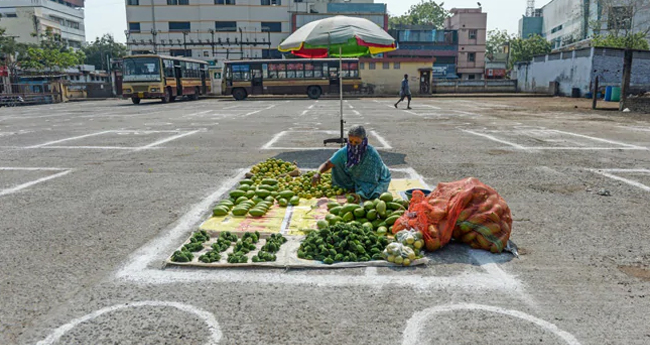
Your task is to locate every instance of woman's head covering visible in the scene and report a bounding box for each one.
[346,125,368,168]
[347,125,367,139]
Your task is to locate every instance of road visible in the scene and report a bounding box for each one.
[1,96,649,344]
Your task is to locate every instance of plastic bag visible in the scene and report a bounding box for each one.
[393,178,513,253]
[382,242,416,266]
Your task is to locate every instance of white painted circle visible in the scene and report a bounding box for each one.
[36,300,222,345]
[402,303,580,345]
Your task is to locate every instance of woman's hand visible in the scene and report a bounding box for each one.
[311,173,321,186]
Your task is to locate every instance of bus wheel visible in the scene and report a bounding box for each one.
[232,88,247,101]
[161,89,171,103]
[307,86,322,100]
[131,97,141,105]
[190,87,200,100]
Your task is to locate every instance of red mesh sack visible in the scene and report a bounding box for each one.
[447,178,513,253]
[393,178,513,253]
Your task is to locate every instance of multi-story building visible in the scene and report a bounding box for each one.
[519,0,650,49]
[445,8,487,80]
[124,0,377,66]
[387,25,458,79]
[0,0,85,48]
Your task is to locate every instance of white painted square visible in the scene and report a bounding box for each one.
[27,130,200,150]
[590,169,650,192]
[0,167,73,197]
[462,128,647,150]
[261,130,392,150]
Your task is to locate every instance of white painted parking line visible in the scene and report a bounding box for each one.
[27,131,114,148]
[36,301,222,345]
[135,130,201,151]
[402,304,581,345]
[549,130,645,149]
[0,168,73,197]
[590,169,650,192]
[260,130,391,150]
[460,129,528,150]
[241,104,277,118]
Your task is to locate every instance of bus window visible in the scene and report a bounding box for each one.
[262,64,268,78]
[341,63,349,78]
[277,64,286,79]
[322,63,329,78]
[287,63,296,79]
[268,63,278,79]
[232,64,251,81]
[295,63,304,78]
[349,62,359,78]
[313,63,322,78]
[304,63,314,78]
[163,59,175,78]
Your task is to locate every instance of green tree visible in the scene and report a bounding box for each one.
[486,29,514,60]
[82,34,128,71]
[17,32,85,71]
[389,1,450,29]
[509,34,553,67]
[592,32,650,50]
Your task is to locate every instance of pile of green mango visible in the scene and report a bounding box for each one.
[317,192,409,235]
[212,178,300,219]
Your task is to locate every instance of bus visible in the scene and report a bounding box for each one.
[222,58,361,100]
[122,54,210,104]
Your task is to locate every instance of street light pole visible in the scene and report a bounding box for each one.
[208,28,215,58]
[151,28,158,54]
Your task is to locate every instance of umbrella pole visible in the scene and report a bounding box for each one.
[339,46,344,147]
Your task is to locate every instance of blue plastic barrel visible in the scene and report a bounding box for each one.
[604,86,613,101]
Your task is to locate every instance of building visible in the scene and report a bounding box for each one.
[358,57,432,95]
[387,25,458,79]
[445,8,487,80]
[0,0,85,48]
[516,47,650,96]
[292,3,388,32]
[519,0,650,49]
[124,0,377,65]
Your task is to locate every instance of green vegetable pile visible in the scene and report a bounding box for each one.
[253,234,287,263]
[172,230,210,263]
[226,231,261,264]
[198,231,241,263]
[298,223,389,265]
[320,192,408,235]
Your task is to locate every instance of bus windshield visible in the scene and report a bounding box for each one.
[123,57,161,82]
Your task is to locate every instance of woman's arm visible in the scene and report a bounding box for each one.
[312,160,334,185]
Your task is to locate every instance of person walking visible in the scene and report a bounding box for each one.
[395,74,412,109]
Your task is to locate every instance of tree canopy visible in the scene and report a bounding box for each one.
[389,1,450,29]
[509,34,553,67]
[17,33,85,70]
[486,29,514,60]
[82,34,128,71]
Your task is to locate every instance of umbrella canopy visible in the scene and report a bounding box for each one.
[278,16,396,58]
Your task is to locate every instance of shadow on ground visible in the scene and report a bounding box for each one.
[273,150,407,169]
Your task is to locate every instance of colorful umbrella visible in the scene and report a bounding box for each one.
[278,16,396,145]
[278,16,396,58]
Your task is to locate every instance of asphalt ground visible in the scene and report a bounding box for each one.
[1,96,649,345]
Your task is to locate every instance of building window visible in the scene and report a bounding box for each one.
[215,21,237,32]
[167,0,190,5]
[128,22,141,33]
[261,22,282,33]
[169,22,191,32]
[262,49,283,59]
[468,74,476,80]
[551,25,563,34]
[369,62,376,70]
[215,0,236,3]
[127,0,139,5]
[469,29,477,39]
[67,20,80,29]
[4,13,17,18]
[170,49,192,57]
[468,52,476,62]
[359,62,364,70]
[394,62,400,69]
[261,0,281,5]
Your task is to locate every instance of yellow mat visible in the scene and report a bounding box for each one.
[200,179,427,235]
